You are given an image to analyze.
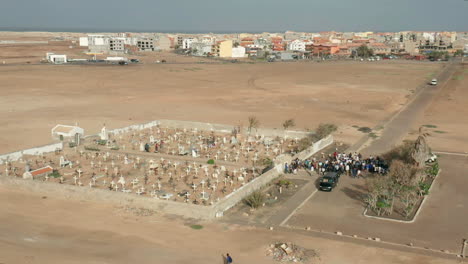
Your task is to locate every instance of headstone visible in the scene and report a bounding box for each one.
[100,125,108,141]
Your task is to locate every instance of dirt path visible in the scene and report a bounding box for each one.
[357,61,459,155]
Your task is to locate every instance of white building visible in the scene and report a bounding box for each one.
[191,42,213,56]
[79,37,89,47]
[51,125,84,140]
[423,32,436,43]
[288,40,306,52]
[183,38,196,49]
[46,53,67,64]
[232,46,246,58]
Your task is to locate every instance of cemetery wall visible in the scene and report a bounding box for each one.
[83,119,310,140]
[0,142,63,165]
[106,120,160,135]
[157,119,310,139]
[212,135,334,217]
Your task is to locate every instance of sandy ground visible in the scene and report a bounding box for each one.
[417,63,468,152]
[0,34,459,263]
[0,59,440,153]
[0,187,458,264]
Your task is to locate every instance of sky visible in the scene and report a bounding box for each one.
[0,0,467,33]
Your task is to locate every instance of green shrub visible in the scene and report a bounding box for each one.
[243,191,266,209]
[68,142,76,148]
[97,140,107,145]
[49,170,61,178]
[358,127,372,133]
[207,159,215,165]
[84,146,100,151]
[426,162,439,177]
[277,179,292,187]
[419,182,431,196]
[190,224,203,230]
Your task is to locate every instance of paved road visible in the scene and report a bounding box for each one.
[355,61,458,155]
[285,155,468,253]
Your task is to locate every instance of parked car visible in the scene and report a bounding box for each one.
[118,61,128,65]
[130,59,140,63]
[319,172,339,192]
[427,153,438,163]
[430,79,438,86]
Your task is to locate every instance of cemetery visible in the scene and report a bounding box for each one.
[0,119,333,219]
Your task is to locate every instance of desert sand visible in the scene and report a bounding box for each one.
[0,59,441,153]
[0,187,458,264]
[1,32,464,264]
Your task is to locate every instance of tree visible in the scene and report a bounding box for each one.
[453,49,464,57]
[382,140,415,166]
[282,119,296,130]
[427,51,448,61]
[243,191,266,209]
[247,116,260,134]
[314,123,337,140]
[411,127,431,168]
[356,45,374,58]
[233,42,240,48]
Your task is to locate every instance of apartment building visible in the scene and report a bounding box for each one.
[212,40,232,57]
[137,38,155,51]
[109,38,125,52]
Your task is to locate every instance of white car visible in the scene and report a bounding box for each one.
[427,153,437,163]
[430,79,437,86]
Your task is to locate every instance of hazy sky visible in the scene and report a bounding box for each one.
[1,0,467,32]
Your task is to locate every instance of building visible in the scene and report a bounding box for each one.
[109,38,125,52]
[79,37,89,47]
[240,37,255,47]
[271,37,284,51]
[86,35,110,53]
[182,38,196,49]
[212,40,233,57]
[288,40,306,52]
[137,38,155,51]
[277,52,296,60]
[191,42,213,56]
[22,166,53,180]
[158,36,172,51]
[368,43,392,55]
[306,44,340,56]
[46,53,67,64]
[232,46,246,58]
[51,125,84,140]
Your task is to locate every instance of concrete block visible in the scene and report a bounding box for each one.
[336,231,343,236]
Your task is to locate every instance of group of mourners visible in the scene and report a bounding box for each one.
[284,151,389,178]
[144,141,165,153]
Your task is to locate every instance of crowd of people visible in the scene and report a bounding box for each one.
[284,151,389,178]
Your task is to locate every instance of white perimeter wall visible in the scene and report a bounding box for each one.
[0,142,63,165]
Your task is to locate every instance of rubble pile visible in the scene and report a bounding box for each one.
[266,242,319,263]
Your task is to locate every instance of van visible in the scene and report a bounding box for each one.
[319,172,340,192]
[431,79,437,86]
